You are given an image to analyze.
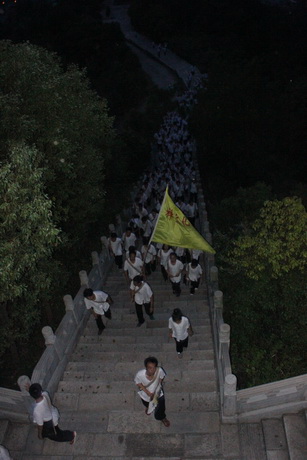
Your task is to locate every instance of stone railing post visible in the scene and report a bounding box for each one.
[91,250,102,279]
[91,251,99,266]
[42,326,56,346]
[213,289,223,328]
[63,294,78,325]
[17,375,33,417]
[79,270,88,286]
[219,323,230,359]
[210,266,218,283]
[223,374,237,417]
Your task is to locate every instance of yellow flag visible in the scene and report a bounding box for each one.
[150,187,215,254]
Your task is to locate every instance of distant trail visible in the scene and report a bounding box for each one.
[102,0,202,88]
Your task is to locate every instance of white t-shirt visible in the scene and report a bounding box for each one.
[122,232,137,251]
[134,367,166,402]
[167,259,184,282]
[109,237,123,256]
[130,281,153,304]
[158,248,172,268]
[187,263,203,281]
[32,392,57,426]
[84,290,110,315]
[124,258,144,279]
[141,244,157,263]
[168,316,190,341]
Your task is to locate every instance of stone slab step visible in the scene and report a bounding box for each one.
[239,423,267,460]
[102,312,209,322]
[53,391,218,413]
[78,333,213,346]
[70,349,214,362]
[23,431,222,458]
[83,325,212,336]
[75,341,213,352]
[262,418,290,460]
[62,368,217,383]
[283,413,307,460]
[57,379,217,394]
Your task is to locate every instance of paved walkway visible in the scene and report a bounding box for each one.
[102,0,202,88]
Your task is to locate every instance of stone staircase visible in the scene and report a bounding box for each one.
[1,264,307,458]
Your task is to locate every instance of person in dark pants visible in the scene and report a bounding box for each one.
[130,275,154,327]
[29,383,76,444]
[167,252,184,297]
[134,356,170,427]
[168,308,194,358]
[83,288,113,335]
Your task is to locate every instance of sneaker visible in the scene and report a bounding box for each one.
[190,293,194,296]
[70,431,77,445]
[137,320,145,327]
[177,352,183,359]
[98,329,104,335]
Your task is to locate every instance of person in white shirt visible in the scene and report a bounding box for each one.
[167,252,184,297]
[124,250,144,283]
[125,246,142,260]
[83,288,113,335]
[168,308,193,357]
[122,227,137,252]
[140,216,153,241]
[186,259,203,295]
[141,237,157,276]
[158,245,172,281]
[185,199,198,226]
[29,383,76,443]
[108,233,123,269]
[134,356,170,427]
[130,275,154,326]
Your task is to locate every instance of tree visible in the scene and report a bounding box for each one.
[220,196,307,386]
[0,40,115,242]
[0,144,60,360]
[230,197,307,279]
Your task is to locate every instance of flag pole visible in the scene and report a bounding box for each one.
[148,186,169,247]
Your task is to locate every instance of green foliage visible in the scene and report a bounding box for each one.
[0,143,61,356]
[0,40,114,241]
[230,197,307,279]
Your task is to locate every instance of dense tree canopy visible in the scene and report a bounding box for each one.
[0,41,115,369]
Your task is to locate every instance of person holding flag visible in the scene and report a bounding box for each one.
[149,187,215,255]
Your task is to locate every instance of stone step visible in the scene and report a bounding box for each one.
[78,333,212,345]
[110,300,209,311]
[83,324,212,336]
[53,390,219,413]
[84,318,210,330]
[24,416,222,458]
[63,368,217,383]
[239,423,267,460]
[283,413,307,460]
[70,349,214,362]
[57,378,218,394]
[75,340,213,351]
[262,418,290,460]
[64,360,216,375]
